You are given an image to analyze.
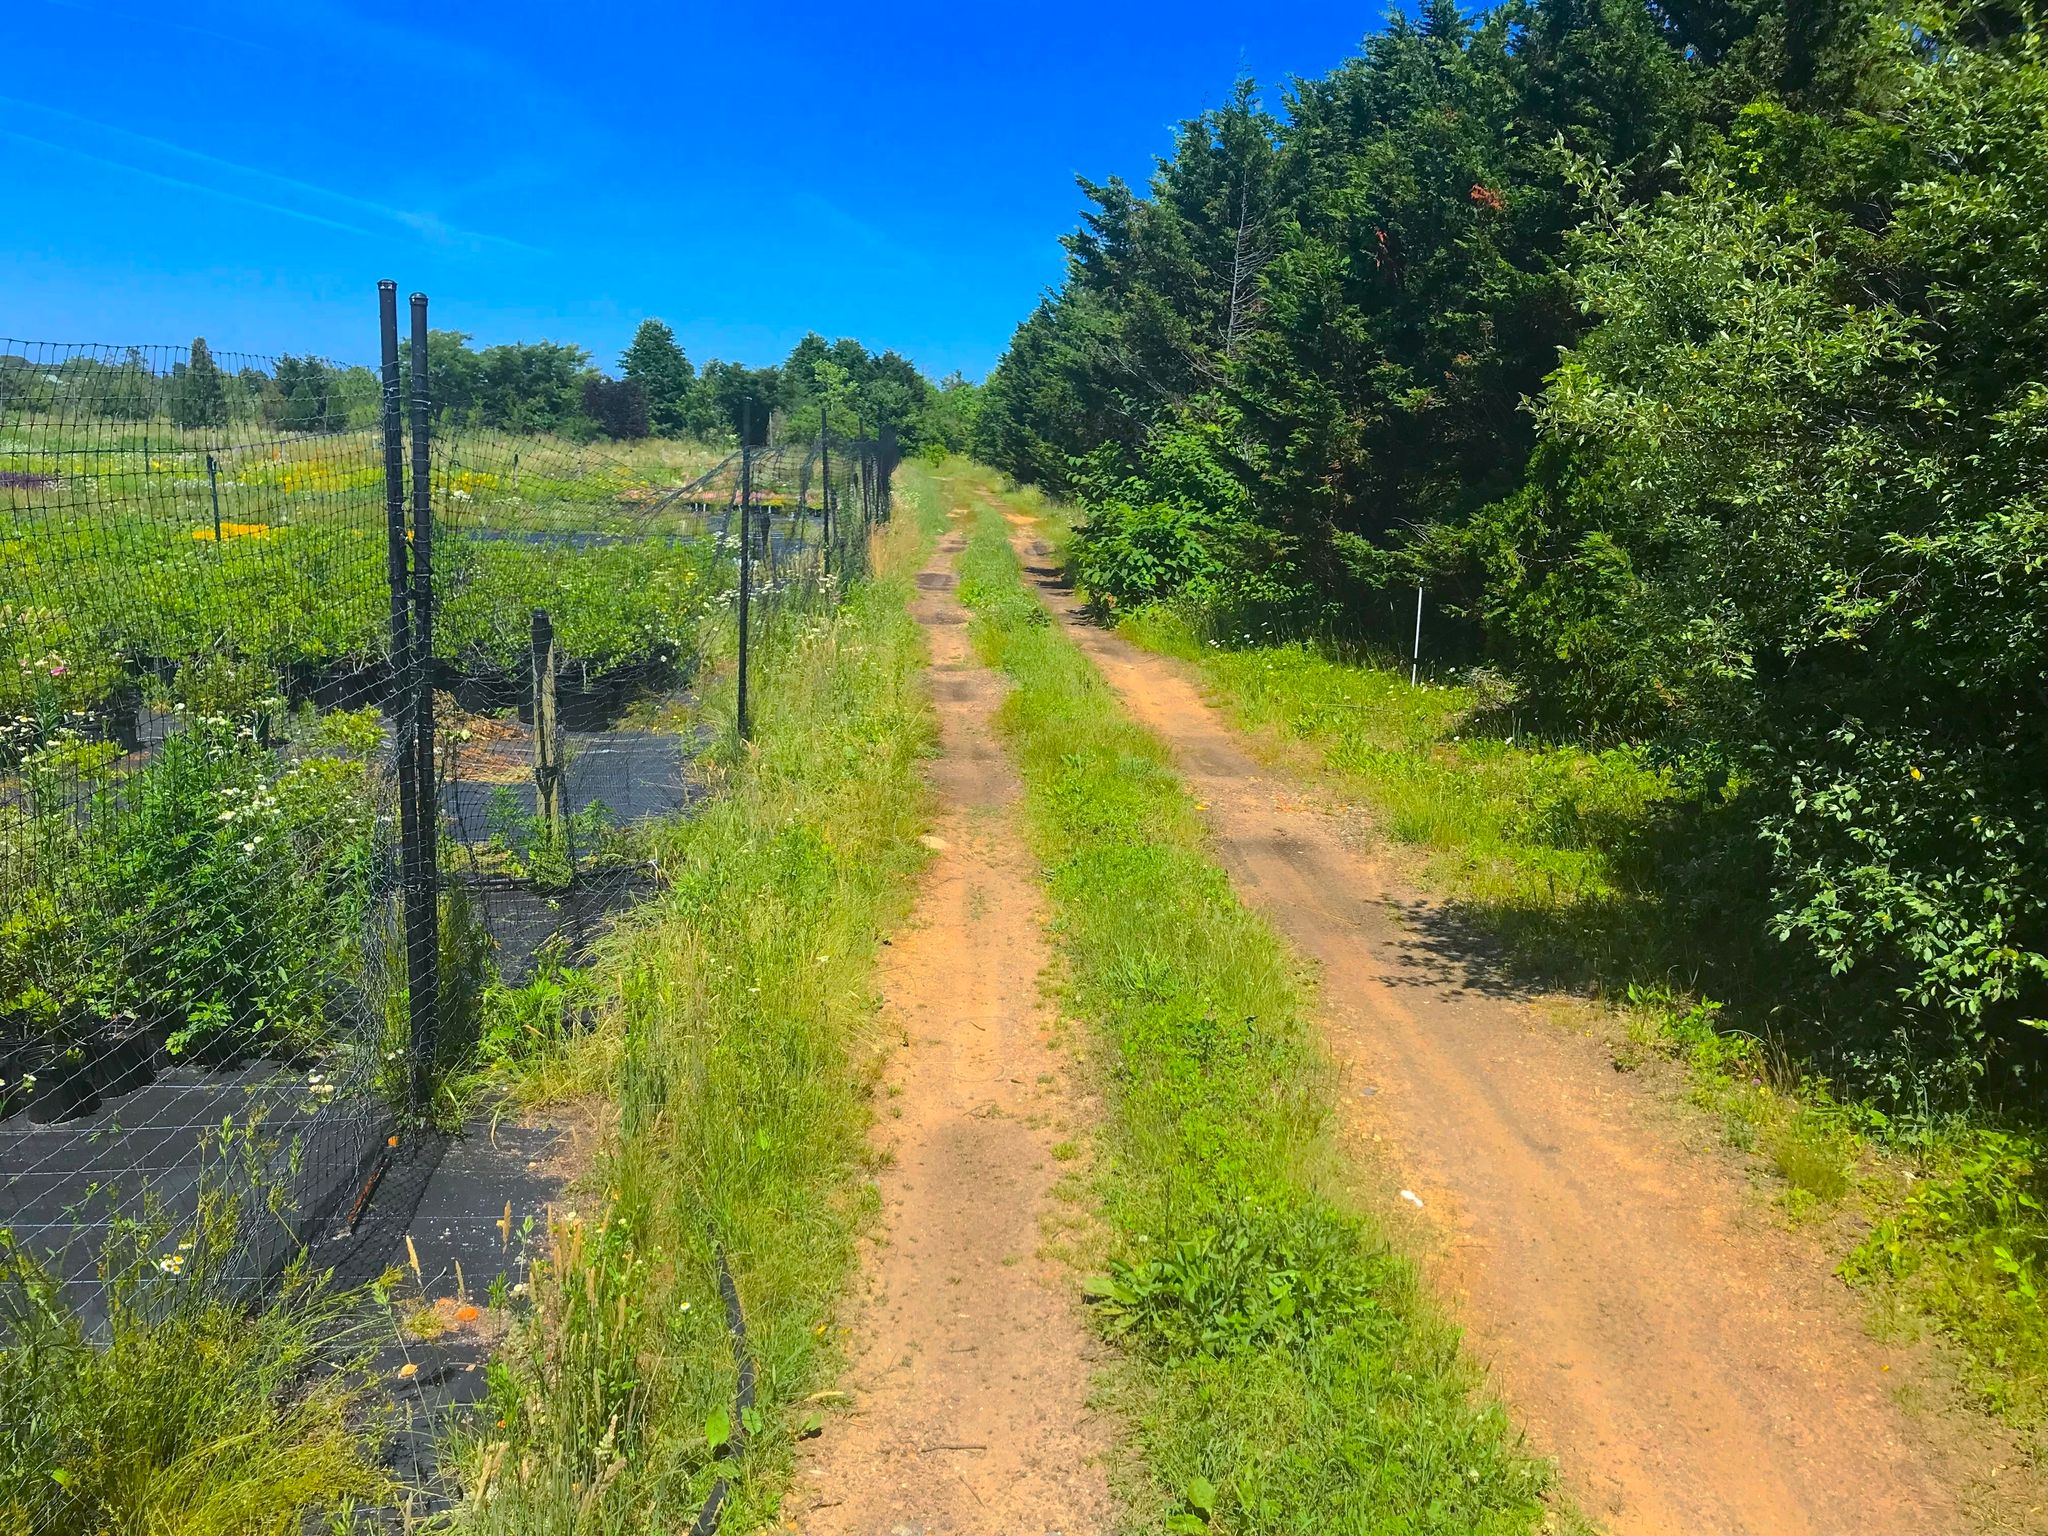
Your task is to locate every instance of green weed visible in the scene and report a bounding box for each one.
[1846,1127,2048,1422]
[0,1201,387,1535]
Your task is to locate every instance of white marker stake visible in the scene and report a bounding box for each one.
[1411,583,1424,688]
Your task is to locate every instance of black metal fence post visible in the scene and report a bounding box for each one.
[406,292,440,1091]
[819,400,832,580]
[879,423,897,524]
[737,399,753,742]
[379,280,426,1114]
[205,452,223,545]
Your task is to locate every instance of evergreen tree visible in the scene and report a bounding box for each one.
[976,0,2048,1103]
[273,356,342,433]
[620,320,696,436]
[170,337,228,431]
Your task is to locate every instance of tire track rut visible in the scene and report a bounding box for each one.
[793,530,1113,1535]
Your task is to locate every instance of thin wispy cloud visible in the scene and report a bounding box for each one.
[0,128,378,237]
[32,0,280,54]
[792,193,937,275]
[0,94,546,254]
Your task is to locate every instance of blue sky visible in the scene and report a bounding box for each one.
[3,1,1386,379]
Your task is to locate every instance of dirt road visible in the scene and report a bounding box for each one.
[1000,514,2011,1536]
[794,532,1114,1534]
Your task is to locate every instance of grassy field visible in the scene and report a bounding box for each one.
[926,462,1571,1535]
[1000,481,2048,1436]
[444,487,943,1530]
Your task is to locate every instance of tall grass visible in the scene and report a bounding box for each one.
[939,471,1565,1535]
[0,1206,387,1536]
[449,494,944,1530]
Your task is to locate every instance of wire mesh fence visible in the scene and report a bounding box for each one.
[0,331,408,1335]
[0,288,898,1391]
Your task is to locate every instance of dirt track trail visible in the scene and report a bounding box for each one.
[999,513,2014,1536]
[793,531,1114,1535]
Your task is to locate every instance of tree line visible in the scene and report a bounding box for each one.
[408,320,980,451]
[0,341,381,432]
[973,0,2048,1112]
[2,324,982,453]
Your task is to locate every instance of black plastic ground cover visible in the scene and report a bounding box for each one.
[0,1058,393,1333]
[0,1020,162,1125]
[440,725,690,985]
[691,1247,756,1536]
[458,868,661,987]
[324,1118,570,1504]
[441,730,699,838]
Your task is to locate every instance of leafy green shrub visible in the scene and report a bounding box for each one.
[0,626,126,757]
[88,723,377,1056]
[1,716,379,1059]
[1089,1203,1376,1357]
[1066,425,1298,616]
[1473,51,2048,1105]
[435,535,710,678]
[1846,1126,2048,1420]
[1072,496,1228,610]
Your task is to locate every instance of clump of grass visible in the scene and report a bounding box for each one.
[0,1216,386,1536]
[943,473,1563,1534]
[1766,1112,1856,1211]
[449,492,943,1529]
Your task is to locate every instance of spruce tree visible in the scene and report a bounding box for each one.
[620,320,695,436]
[170,336,229,430]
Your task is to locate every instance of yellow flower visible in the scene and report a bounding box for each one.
[1910,767,1924,781]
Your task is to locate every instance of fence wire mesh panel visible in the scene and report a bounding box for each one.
[422,416,887,979]
[0,308,902,1519]
[0,337,411,1329]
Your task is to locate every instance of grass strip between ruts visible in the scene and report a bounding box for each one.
[941,472,1570,1536]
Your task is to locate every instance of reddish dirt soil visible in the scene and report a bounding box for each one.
[1002,513,2037,1536]
[793,532,1116,1535]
